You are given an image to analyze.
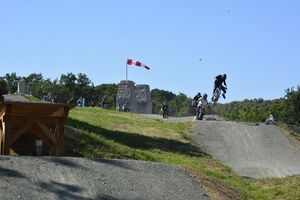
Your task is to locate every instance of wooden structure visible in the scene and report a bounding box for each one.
[0,102,75,156]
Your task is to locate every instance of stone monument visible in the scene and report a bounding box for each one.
[135,84,152,114]
[116,80,152,114]
[17,79,29,95]
[116,80,137,112]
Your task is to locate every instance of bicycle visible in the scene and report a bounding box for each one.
[211,87,221,104]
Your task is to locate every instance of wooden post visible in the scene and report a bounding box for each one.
[3,120,12,155]
[59,106,69,155]
[0,125,3,154]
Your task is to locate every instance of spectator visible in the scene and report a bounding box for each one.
[121,102,129,112]
[77,97,84,107]
[41,93,50,102]
[116,103,121,111]
[265,112,275,125]
[100,96,107,108]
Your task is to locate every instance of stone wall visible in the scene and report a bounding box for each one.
[116,80,152,114]
[135,84,152,114]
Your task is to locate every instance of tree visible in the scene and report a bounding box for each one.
[75,73,93,103]
[1,72,21,93]
[58,73,77,103]
[283,87,300,125]
[25,73,44,97]
[94,84,118,107]
[151,89,176,114]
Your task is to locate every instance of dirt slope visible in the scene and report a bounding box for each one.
[191,120,300,178]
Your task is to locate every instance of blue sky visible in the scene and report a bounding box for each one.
[0,0,299,102]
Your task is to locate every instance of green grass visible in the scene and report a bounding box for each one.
[65,107,300,200]
[24,95,43,103]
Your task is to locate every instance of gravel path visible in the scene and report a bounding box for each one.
[0,156,209,200]
[191,120,300,178]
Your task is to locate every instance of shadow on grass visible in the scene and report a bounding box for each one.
[67,118,206,157]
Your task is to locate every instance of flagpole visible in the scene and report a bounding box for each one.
[126,63,128,80]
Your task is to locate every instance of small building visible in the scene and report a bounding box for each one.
[0,100,74,156]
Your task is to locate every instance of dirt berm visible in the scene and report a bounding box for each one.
[0,156,209,200]
[191,119,300,178]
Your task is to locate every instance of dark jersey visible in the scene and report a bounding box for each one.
[193,94,201,101]
[215,75,227,86]
[162,104,169,111]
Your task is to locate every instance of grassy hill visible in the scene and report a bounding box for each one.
[64,107,300,200]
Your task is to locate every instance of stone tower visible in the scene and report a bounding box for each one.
[116,80,152,114]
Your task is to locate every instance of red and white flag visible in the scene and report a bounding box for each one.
[127,59,150,70]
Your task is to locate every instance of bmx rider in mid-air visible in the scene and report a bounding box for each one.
[212,74,227,100]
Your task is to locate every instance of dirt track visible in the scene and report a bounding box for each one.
[191,119,300,178]
[2,113,300,199]
[144,114,300,178]
[0,156,208,200]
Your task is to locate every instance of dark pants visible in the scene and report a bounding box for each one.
[213,82,226,94]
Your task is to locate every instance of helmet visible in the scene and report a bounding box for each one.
[203,93,207,99]
[223,74,227,78]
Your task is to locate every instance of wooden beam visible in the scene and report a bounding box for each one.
[7,103,73,118]
[0,105,5,118]
[9,119,34,145]
[57,122,64,155]
[8,116,61,124]
[0,124,2,154]
[1,121,5,154]
[2,104,12,154]
[35,119,57,146]
[30,126,51,147]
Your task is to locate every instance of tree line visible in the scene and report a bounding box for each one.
[212,87,300,126]
[1,72,118,107]
[1,72,198,116]
[1,72,299,125]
